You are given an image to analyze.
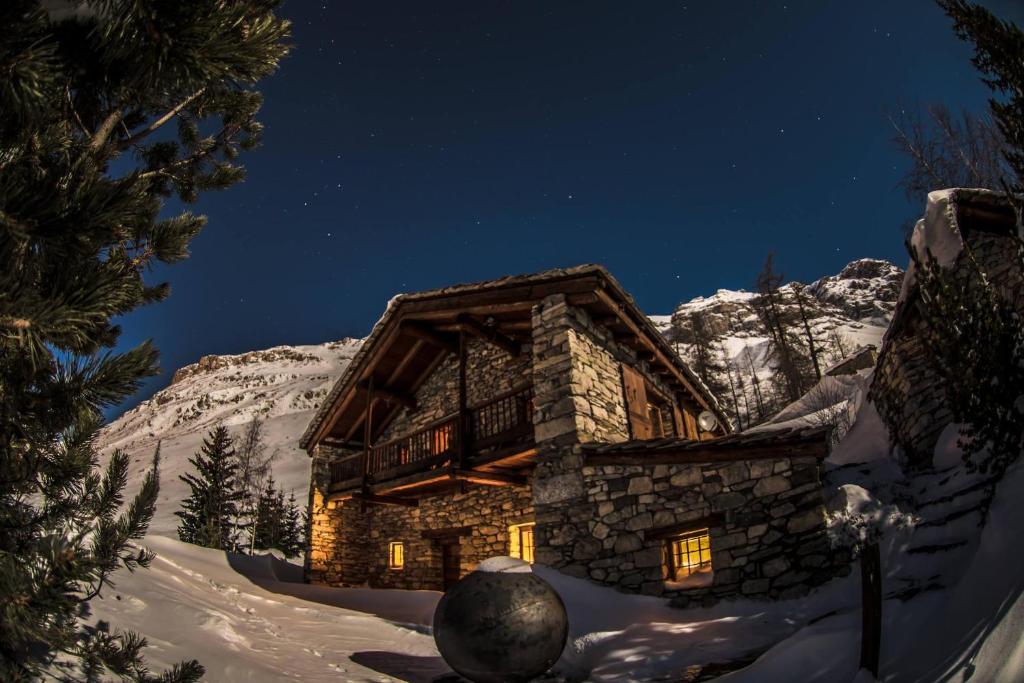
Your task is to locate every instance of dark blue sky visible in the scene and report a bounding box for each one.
[113,0,1023,415]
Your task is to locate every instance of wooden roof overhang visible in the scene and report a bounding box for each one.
[301,265,732,453]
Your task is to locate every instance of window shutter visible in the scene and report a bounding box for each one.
[683,408,699,440]
[621,364,654,439]
[672,404,685,438]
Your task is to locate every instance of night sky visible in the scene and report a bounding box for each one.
[112,0,1024,416]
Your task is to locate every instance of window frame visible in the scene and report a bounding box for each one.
[508,522,536,563]
[664,527,712,581]
[388,541,405,570]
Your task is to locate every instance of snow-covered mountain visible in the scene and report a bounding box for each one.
[97,340,362,536]
[97,259,902,536]
[652,258,903,426]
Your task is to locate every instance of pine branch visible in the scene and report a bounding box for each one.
[116,88,207,152]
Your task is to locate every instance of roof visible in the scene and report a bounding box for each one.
[300,264,731,451]
[580,424,832,465]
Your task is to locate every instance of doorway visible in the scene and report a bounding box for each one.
[439,538,461,591]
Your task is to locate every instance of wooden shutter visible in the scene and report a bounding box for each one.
[672,404,685,438]
[621,364,654,439]
[683,408,699,441]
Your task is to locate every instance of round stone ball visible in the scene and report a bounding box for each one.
[433,557,569,683]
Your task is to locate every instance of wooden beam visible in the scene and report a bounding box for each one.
[387,339,425,385]
[351,492,418,507]
[457,330,468,468]
[583,439,828,466]
[566,292,602,307]
[321,438,364,450]
[453,469,528,487]
[307,318,407,448]
[646,514,726,540]
[401,320,458,353]
[358,379,416,410]
[422,526,473,539]
[456,313,521,357]
[372,345,448,443]
[361,376,374,477]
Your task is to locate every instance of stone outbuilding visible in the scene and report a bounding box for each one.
[301,265,838,603]
[871,188,1024,469]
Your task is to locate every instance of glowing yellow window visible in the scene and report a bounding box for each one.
[508,522,536,563]
[388,541,404,570]
[667,528,712,580]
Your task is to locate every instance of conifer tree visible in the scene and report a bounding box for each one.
[0,2,287,679]
[176,426,241,551]
[280,491,306,558]
[683,311,729,400]
[753,254,813,403]
[791,282,824,380]
[253,475,284,552]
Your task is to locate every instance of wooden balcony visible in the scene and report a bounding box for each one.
[328,385,534,495]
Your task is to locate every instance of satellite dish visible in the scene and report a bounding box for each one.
[697,410,718,433]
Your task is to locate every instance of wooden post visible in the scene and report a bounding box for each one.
[361,376,374,488]
[860,541,882,677]
[457,330,468,469]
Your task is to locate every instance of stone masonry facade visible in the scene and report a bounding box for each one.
[528,293,841,604]
[307,291,840,604]
[575,456,843,603]
[872,225,1024,469]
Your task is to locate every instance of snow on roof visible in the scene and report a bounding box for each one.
[877,187,1018,371]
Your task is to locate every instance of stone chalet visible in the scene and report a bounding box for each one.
[301,265,839,604]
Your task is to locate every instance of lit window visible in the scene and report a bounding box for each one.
[508,522,536,563]
[666,528,711,580]
[388,541,404,570]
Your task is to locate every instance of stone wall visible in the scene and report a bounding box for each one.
[378,337,531,442]
[872,230,1024,469]
[575,455,843,604]
[308,479,533,589]
[530,294,698,570]
[361,483,534,589]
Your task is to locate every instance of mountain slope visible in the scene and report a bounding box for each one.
[97,340,361,536]
[657,258,903,427]
[97,259,902,537]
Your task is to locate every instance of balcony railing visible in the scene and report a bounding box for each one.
[329,384,533,488]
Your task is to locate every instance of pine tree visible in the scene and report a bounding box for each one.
[742,344,768,424]
[683,311,729,400]
[753,254,813,404]
[253,476,284,552]
[280,491,306,558]
[791,282,824,380]
[0,3,287,679]
[177,426,241,551]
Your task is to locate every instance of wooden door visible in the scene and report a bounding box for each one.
[440,539,461,591]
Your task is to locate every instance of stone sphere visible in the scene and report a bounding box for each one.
[433,558,569,683]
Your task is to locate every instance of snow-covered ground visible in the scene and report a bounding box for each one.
[91,384,1024,682]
